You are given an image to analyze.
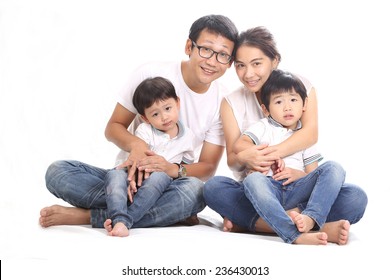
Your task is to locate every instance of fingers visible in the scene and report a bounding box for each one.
[143,171,150,180]
[255,145,277,155]
[127,163,137,182]
[144,150,156,156]
[128,180,138,202]
[127,185,134,203]
[282,178,293,185]
[136,169,144,187]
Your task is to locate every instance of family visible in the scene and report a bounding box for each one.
[39,15,368,245]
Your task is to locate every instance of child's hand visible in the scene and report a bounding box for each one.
[271,158,285,174]
[273,167,306,185]
[127,183,138,203]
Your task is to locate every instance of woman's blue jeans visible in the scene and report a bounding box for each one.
[45,160,206,228]
[204,161,368,243]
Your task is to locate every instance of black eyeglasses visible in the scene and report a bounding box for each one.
[191,41,232,65]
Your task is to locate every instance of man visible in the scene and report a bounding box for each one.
[39,14,238,229]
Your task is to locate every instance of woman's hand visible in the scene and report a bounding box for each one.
[237,144,279,174]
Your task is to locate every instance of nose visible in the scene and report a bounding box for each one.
[205,53,218,66]
[284,102,292,111]
[161,112,168,121]
[244,66,255,79]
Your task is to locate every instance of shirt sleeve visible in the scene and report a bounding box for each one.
[303,144,323,166]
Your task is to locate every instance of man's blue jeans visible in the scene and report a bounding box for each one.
[45,160,206,228]
[204,161,368,243]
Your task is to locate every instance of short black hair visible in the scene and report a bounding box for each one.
[259,69,307,111]
[189,14,238,44]
[132,77,178,116]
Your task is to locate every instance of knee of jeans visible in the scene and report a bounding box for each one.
[149,171,171,182]
[45,160,66,193]
[182,177,205,208]
[243,172,268,189]
[351,187,368,222]
[106,169,127,181]
[335,184,368,224]
[324,161,346,178]
[203,177,219,199]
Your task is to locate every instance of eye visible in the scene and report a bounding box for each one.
[201,47,212,53]
[219,52,229,58]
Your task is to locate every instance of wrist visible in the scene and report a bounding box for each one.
[173,163,187,178]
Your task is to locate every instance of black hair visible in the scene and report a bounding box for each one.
[234,26,281,63]
[189,14,238,45]
[132,77,178,116]
[259,69,307,111]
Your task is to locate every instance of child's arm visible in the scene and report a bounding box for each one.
[221,99,278,173]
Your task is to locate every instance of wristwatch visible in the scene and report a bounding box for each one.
[174,163,187,178]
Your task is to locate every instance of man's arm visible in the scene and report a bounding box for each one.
[185,141,224,182]
[105,103,148,153]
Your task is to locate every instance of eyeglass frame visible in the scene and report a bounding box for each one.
[191,41,233,65]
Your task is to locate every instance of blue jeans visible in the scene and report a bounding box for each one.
[244,161,344,243]
[105,169,177,229]
[45,160,206,228]
[204,161,368,242]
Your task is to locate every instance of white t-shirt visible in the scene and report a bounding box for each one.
[243,117,323,176]
[225,73,313,180]
[115,61,227,165]
[134,121,195,165]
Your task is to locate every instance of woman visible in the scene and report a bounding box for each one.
[203,26,368,245]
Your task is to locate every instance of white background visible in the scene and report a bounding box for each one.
[1,0,389,279]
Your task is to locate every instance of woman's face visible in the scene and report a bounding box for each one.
[234,45,278,93]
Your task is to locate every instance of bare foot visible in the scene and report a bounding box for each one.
[321,220,350,245]
[104,219,130,237]
[293,232,328,245]
[223,217,246,232]
[289,210,315,233]
[176,215,199,226]
[39,205,90,227]
[104,218,113,232]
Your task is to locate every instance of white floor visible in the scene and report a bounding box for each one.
[1,1,389,279]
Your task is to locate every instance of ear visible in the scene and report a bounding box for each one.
[140,114,150,124]
[261,104,270,117]
[176,97,181,110]
[185,39,193,56]
[302,97,308,112]
[272,58,279,70]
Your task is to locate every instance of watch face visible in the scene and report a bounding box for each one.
[181,166,187,177]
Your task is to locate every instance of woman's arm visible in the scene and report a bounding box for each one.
[221,99,278,173]
[221,99,248,171]
[271,87,318,158]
